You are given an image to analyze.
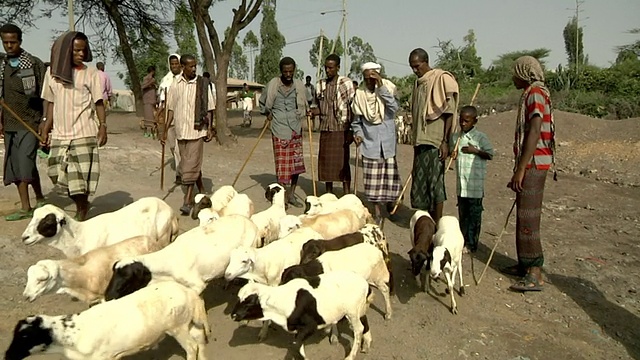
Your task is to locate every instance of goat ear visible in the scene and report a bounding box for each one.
[36,267,50,281]
[59,217,67,226]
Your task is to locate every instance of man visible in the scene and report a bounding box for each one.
[504,56,557,292]
[351,62,401,224]
[309,54,356,195]
[304,75,315,107]
[158,53,182,184]
[161,54,215,215]
[240,83,254,127]
[141,65,157,138]
[408,48,459,223]
[0,23,47,221]
[259,57,308,207]
[40,31,106,221]
[96,62,112,111]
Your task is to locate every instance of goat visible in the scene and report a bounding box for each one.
[430,216,465,315]
[408,210,437,292]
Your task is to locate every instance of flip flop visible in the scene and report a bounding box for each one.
[509,273,544,292]
[5,209,33,221]
[180,204,193,216]
[287,197,303,208]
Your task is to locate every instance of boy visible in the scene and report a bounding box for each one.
[450,105,494,253]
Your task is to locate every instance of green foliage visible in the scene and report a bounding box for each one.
[254,4,286,84]
[563,17,585,66]
[388,74,416,111]
[347,36,377,81]
[116,24,169,91]
[435,29,482,82]
[243,30,259,49]
[224,27,249,79]
[309,35,344,78]
[174,0,198,59]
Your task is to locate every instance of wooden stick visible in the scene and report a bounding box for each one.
[232,119,270,187]
[477,198,517,285]
[389,173,411,216]
[0,99,45,143]
[306,115,317,196]
[160,143,166,190]
[160,89,169,190]
[446,83,482,172]
[353,143,360,194]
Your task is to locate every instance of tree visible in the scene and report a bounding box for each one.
[224,27,249,80]
[347,36,377,81]
[116,24,170,91]
[187,0,262,145]
[243,30,259,81]
[563,16,586,67]
[485,48,551,84]
[254,2,285,85]
[174,0,199,60]
[616,28,640,63]
[434,29,482,82]
[309,34,344,75]
[1,0,175,116]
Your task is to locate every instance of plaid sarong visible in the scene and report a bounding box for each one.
[48,137,100,196]
[272,132,305,185]
[361,156,401,202]
[410,145,446,212]
[318,131,351,182]
[516,168,548,268]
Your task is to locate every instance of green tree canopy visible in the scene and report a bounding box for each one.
[254,3,285,84]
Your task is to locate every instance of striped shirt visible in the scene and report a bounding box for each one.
[41,66,102,141]
[167,75,216,141]
[516,87,553,170]
[451,127,494,198]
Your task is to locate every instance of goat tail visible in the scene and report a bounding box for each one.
[191,298,211,344]
[366,285,375,305]
[384,243,395,296]
[169,215,180,243]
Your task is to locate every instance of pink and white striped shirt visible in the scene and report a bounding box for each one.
[41,66,103,141]
[167,75,216,141]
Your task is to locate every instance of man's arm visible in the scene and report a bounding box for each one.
[516,116,541,172]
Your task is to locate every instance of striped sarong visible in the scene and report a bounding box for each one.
[516,168,548,268]
[272,132,305,185]
[410,145,446,212]
[48,137,100,196]
[361,156,401,203]
[177,138,204,185]
[318,130,351,182]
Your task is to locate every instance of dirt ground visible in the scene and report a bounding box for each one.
[0,109,638,360]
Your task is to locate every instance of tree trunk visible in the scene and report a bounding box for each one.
[214,54,236,146]
[102,0,143,116]
[189,0,215,74]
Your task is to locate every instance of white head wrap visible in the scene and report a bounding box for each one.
[361,62,382,73]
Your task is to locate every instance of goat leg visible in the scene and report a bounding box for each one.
[445,272,458,315]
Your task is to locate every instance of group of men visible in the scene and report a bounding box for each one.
[0,23,554,292]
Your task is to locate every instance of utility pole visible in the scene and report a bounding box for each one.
[68,0,75,31]
[342,0,348,76]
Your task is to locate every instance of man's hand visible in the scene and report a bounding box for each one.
[370,71,383,87]
[507,169,526,193]
[307,108,320,117]
[205,128,215,143]
[461,145,479,155]
[451,150,458,160]
[345,131,354,145]
[97,125,108,147]
[39,120,53,147]
[354,136,363,146]
[438,141,449,161]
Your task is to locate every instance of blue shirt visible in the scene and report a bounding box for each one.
[351,86,399,159]
[450,127,494,198]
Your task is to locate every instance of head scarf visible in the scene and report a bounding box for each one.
[49,31,93,84]
[158,53,181,102]
[512,55,557,180]
[361,62,382,73]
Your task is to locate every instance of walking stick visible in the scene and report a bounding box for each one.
[353,143,360,194]
[446,83,481,172]
[477,198,517,285]
[232,118,271,187]
[306,114,317,196]
[0,99,45,143]
[160,89,169,190]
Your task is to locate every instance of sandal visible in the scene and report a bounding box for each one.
[5,209,33,221]
[500,265,526,277]
[287,197,303,208]
[180,204,193,216]
[509,273,544,292]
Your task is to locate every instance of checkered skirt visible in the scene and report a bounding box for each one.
[272,132,305,184]
[47,137,100,196]
[361,156,402,202]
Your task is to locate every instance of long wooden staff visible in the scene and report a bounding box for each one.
[477,198,517,285]
[160,88,168,190]
[0,100,45,143]
[232,118,271,187]
[388,83,482,218]
[353,142,360,194]
[306,114,317,196]
[446,83,481,171]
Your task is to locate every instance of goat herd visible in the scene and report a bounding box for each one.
[5,183,466,360]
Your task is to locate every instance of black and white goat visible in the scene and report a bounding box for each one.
[430,216,465,315]
[231,270,373,360]
[408,210,437,292]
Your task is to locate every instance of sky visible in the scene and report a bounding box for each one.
[14,0,640,90]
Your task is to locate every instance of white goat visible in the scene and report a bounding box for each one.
[105,215,260,299]
[279,208,367,240]
[430,215,465,315]
[304,193,338,214]
[304,194,372,224]
[21,197,179,258]
[22,234,171,305]
[282,242,393,320]
[231,270,373,360]
[6,281,210,360]
[250,183,287,246]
